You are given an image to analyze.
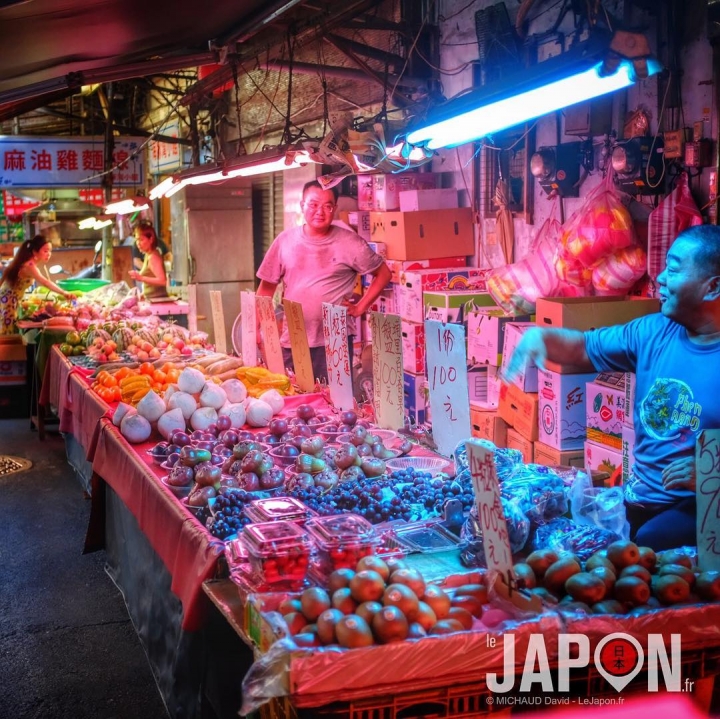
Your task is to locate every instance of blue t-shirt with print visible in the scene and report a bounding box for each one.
[585,313,720,506]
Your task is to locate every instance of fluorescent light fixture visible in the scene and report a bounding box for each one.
[78,217,97,230]
[149,177,177,200]
[49,264,67,275]
[407,38,662,150]
[105,194,150,215]
[93,218,114,229]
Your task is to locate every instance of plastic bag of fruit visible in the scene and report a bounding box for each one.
[530,517,621,561]
[499,464,568,526]
[569,472,629,539]
[460,497,530,567]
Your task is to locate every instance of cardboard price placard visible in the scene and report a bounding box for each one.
[370,312,404,430]
[209,291,227,354]
[322,302,354,410]
[240,291,257,368]
[187,284,198,334]
[283,300,315,393]
[425,320,471,457]
[697,429,720,570]
[256,296,284,375]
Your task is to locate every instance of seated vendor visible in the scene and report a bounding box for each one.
[128,224,168,299]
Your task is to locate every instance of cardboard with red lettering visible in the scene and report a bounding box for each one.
[498,383,539,442]
[624,371,636,427]
[584,440,623,484]
[622,424,635,483]
[424,290,496,324]
[425,320,471,456]
[467,308,532,366]
[399,188,458,212]
[370,313,405,430]
[401,320,425,374]
[322,303,354,410]
[500,322,538,392]
[586,371,626,450]
[373,173,438,212]
[403,371,428,425]
[386,257,466,285]
[357,175,375,210]
[537,369,597,450]
[370,208,474,261]
[505,427,534,464]
[396,268,490,323]
[470,405,508,446]
[534,441,585,469]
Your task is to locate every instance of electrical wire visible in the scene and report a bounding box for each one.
[413,44,474,75]
[645,70,672,190]
[388,2,434,102]
[439,0,480,22]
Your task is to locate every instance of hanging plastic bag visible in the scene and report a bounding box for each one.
[591,244,648,296]
[647,172,702,281]
[569,472,629,539]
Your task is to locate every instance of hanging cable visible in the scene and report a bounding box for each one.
[282,32,295,145]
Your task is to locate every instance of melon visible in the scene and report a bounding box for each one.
[112,328,135,352]
[86,329,112,346]
[133,329,157,347]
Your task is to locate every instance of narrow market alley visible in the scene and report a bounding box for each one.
[0,418,166,719]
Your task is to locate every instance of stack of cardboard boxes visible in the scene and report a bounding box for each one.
[0,336,28,417]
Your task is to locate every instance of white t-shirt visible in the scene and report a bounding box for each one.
[257,225,384,347]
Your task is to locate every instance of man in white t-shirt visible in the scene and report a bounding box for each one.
[257,181,392,382]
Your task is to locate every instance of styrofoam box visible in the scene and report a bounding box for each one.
[500,322,537,392]
[399,188,458,212]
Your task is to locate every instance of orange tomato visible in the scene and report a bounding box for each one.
[96,370,110,383]
[151,382,163,392]
[139,362,155,376]
[102,375,118,388]
[111,386,122,402]
[166,369,180,383]
[152,370,167,384]
[114,367,132,380]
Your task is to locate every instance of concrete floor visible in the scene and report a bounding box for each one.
[0,418,167,719]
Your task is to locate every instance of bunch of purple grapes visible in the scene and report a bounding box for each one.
[392,469,475,514]
[207,489,255,540]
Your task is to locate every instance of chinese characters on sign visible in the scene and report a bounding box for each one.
[322,302,354,411]
[240,291,258,368]
[283,300,315,393]
[0,136,144,187]
[425,320,471,457]
[466,439,514,577]
[148,120,182,173]
[697,429,720,570]
[209,291,227,355]
[257,296,285,375]
[370,312,404,430]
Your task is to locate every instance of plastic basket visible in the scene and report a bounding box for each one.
[385,456,450,476]
[57,278,110,292]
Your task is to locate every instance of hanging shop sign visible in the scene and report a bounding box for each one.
[148,120,183,174]
[1,190,41,217]
[425,319,472,457]
[0,135,145,188]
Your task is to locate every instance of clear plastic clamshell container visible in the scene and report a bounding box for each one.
[241,521,310,588]
[304,513,379,575]
[243,496,315,525]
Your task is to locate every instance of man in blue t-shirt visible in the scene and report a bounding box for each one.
[505,225,720,550]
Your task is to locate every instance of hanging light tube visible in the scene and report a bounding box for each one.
[105,195,150,215]
[407,38,662,151]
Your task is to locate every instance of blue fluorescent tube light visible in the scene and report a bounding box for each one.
[407,40,662,150]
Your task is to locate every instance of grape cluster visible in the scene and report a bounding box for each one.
[207,489,255,540]
[393,469,475,514]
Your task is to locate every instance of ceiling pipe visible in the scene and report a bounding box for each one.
[216,0,307,45]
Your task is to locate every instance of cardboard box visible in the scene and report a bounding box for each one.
[624,372,636,427]
[586,372,626,450]
[467,364,502,406]
[584,440,623,483]
[500,322,537,392]
[499,383,539,442]
[401,321,425,374]
[622,424,635,483]
[424,290,495,324]
[404,371,428,425]
[0,338,27,386]
[373,173,438,212]
[467,308,532,366]
[537,369,597,450]
[470,405,508,446]
[396,267,490,323]
[386,257,467,285]
[399,188,458,212]
[370,208,475,261]
[348,211,372,240]
[0,361,27,385]
[367,241,387,259]
[533,441,585,468]
[357,175,375,210]
[506,427,534,464]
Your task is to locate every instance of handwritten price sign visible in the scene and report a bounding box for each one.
[425,320,471,457]
[240,291,257,368]
[283,300,315,393]
[256,296,285,375]
[322,303,354,410]
[370,312,404,430]
[209,291,227,354]
[697,429,720,570]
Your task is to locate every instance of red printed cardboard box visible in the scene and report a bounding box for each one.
[401,321,425,374]
[586,371,626,450]
[386,257,466,285]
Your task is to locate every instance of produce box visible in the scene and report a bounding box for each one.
[348,210,371,240]
[386,256,467,285]
[424,290,495,324]
[500,322,537,392]
[586,371,626,449]
[396,267,489,323]
[625,371,636,427]
[467,364,502,408]
[403,371,428,425]
[537,369,597,450]
[584,440,622,485]
[0,360,27,385]
[368,287,398,316]
[622,424,635,483]
[467,308,532,366]
[470,405,508,446]
[498,383,539,442]
[399,188,458,212]
[370,208,474,261]
[533,441,585,468]
[401,320,425,374]
[373,172,438,212]
[505,427,534,464]
[357,175,375,210]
